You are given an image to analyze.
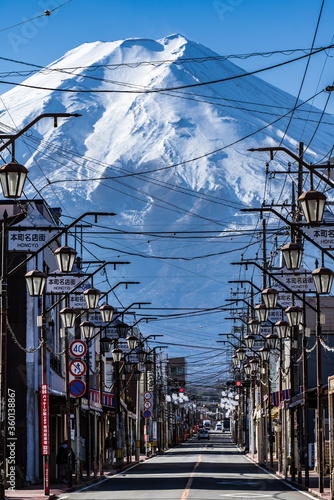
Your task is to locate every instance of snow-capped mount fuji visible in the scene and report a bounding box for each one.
[1,33,333,223]
[1,34,334,355]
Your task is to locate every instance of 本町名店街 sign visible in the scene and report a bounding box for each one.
[8,229,56,252]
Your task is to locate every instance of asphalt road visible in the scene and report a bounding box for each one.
[59,431,311,500]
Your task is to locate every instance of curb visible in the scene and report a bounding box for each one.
[245,453,329,499]
[56,456,157,498]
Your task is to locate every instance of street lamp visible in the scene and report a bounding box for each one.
[100,335,113,354]
[25,269,47,296]
[248,319,261,336]
[281,242,303,270]
[84,286,101,310]
[236,347,246,362]
[80,320,95,340]
[265,333,278,350]
[126,334,138,350]
[137,349,147,363]
[285,306,303,327]
[0,161,28,198]
[99,303,114,323]
[59,307,77,329]
[262,287,279,309]
[232,354,239,367]
[112,347,123,363]
[249,358,259,372]
[259,347,270,363]
[115,321,129,338]
[144,358,154,371]
[244,334,255,349]
[244,363,251,377]
[54,245,77,273]
[298,190,326,224]
[275,320,289,339]
[312,266,334,295]
[255,304,269,323]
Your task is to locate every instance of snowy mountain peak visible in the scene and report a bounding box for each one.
[0,35,333,217]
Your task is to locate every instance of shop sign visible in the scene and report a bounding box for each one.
[46,275,83,294]
[8,229,56,252]
[304,227,334,249]
[41,384,49,455]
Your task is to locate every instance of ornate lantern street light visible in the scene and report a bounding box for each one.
[123,361,133,374]
[112,347,123,363]
[285,306,303,327]
[80,320,95,340]
[259,346,270,363]
[99,303,114,323]
[244,363,251,377]
[0,161,28,198]
[244,334,255,349]
[255,303,269,323]
[248,319,261,336]
[262,287,279,309]
[133,369,142,381]
[298,190,326,224]
[100,335,113,354]
[281,242,303,271]
[54,245,77,273]
[232,354,239,367]
[144,358,154,371]
[312,266,334,295]
[115,321,129,339]
[59,307,77,329]
[250,357,259,372]
[126,334,138,350]
[84,287,101,310]
[265,332,278,350]
[137,349,147,363]
[275,320,289,339]
[25,269,47,296]
[236,347,246,362]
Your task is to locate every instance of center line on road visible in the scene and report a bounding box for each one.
[181,451,203,500]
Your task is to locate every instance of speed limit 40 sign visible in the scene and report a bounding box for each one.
[69,340,87,358]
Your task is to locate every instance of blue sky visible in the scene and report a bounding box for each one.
[1,0,334,111]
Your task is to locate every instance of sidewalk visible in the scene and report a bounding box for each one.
[5,454,151,500]
[247,452,331,499]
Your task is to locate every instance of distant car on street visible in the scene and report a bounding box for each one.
[197,429,210,440]
[215,423,222,431]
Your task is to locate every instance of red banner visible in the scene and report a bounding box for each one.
[41,384,49,456]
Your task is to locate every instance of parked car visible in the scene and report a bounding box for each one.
[197,429,210,440]
[215,423,222,431]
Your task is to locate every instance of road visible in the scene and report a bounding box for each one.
[59,431,309,500]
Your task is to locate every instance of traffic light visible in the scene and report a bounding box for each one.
[236,381,241,387]
[179,387,184,393]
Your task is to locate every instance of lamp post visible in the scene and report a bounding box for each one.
[59,305,76,488]
[133,368,142,462]
[112,347,123,468]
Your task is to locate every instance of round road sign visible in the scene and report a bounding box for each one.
[69,379,86,397]
[144,391,152,400]
[143,400,152,409]
[69,360,87,377]
[143,410,151,418]
[70,340,87,358]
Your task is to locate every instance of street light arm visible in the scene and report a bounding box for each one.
[231,260,317,312]
[0,113,81,154]
[248,146,334,190]
[45,262,130,314]
[8,212,117,278]
[241,206,334,264]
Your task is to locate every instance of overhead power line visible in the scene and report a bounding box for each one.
[0,42,333,94]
